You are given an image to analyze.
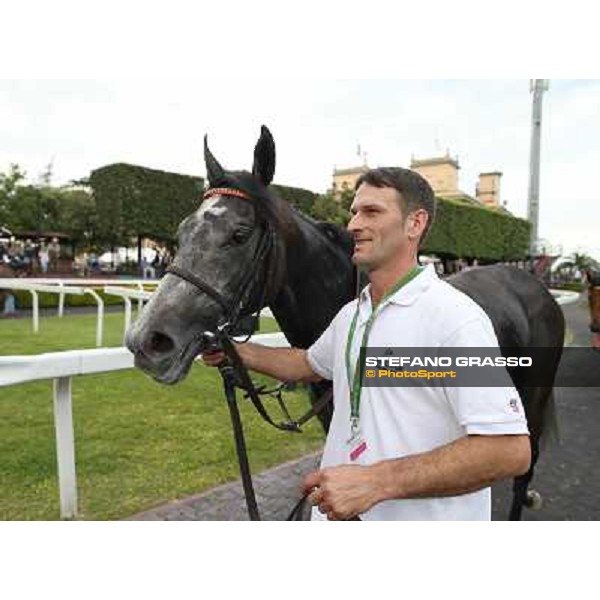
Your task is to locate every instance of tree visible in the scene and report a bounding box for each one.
[0,164,96,251]
[0,164,27,226]
[55,187,97,250]
[311,189,352,226]
[573,252,600,272]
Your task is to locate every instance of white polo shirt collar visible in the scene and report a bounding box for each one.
[357,263,438,324]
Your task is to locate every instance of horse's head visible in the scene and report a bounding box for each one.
[126,125,288,383]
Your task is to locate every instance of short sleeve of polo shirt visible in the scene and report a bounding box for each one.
[442,317,529,436]
[306,305,350,381]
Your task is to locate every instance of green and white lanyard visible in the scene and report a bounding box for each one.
[344,265,424,440]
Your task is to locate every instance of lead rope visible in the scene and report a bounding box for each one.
[213,268,364,521]
[213,265,365,521]
[217,350,332,521]
[212,331,338,521]
[219,360,261,520]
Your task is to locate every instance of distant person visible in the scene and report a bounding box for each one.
[143,252,156,279]
[39,242,49,274]
[152,248,164,277]
[1,289,17,316]
[48,237,60,272]
[73,253,87,277]
[24,239,35,273]
[87,252,99,273]
[0,241,8,263]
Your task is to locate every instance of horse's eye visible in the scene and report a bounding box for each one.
[231,228,251,245]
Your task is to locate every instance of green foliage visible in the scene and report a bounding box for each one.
[53,187,97,248]
[310,189,352,226]
[88,166,323,246]
[89,163,203,246]
[272,183,530,259]
[573,252,600,271]
[0,164,96,249]
[293,187,529,260]
[423,198,531,260]
[272,184,317,214]
[0,164,26,226]
[0,165,64,233]
[3,161,530,261]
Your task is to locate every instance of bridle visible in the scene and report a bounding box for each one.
[164,186,333,520]
[165,187,274,330]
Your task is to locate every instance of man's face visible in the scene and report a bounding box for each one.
[348,183,409,271]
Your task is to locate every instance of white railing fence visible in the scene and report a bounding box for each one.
[0,333,289,519]
[1,279,275,346]
[0,279,160,345]
[550,289,580,305]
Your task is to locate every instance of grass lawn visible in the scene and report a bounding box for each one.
[0,310,325,520]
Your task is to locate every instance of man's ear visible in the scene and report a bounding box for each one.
[252,125,276,186]
[407,209,428,241]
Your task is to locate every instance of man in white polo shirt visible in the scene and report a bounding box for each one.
[204,167,530,520]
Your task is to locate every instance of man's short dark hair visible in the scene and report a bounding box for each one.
[355,167,436,246]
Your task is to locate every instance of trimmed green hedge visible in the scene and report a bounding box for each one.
[89,164,319,244]
[90,163,204,245]
[423,197,530,260]
[89,163,529,262]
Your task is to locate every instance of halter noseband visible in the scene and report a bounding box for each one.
[165,187,273,331]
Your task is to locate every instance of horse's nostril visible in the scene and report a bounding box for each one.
[148,331,175,355]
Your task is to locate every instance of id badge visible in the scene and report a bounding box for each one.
[347,422,368,462]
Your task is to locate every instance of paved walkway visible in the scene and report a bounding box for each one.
[128,452,321,521]
[130,293,599,521]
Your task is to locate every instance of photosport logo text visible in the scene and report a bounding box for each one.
[360,348,600,388]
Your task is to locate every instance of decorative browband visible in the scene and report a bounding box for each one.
[204,187,251,201]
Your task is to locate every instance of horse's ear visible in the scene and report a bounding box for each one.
[204,134,226,186]
[252,125,276,186]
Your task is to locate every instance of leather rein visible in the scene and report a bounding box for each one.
[164,186,332,520]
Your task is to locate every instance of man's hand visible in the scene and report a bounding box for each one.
[302,435,531,520]
[201,349,226,367]
[303,465,382,521]
[200,343,322,383]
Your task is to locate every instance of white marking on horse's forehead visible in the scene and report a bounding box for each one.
[195,196,228,220]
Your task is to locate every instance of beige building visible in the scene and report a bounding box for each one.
[411,155,503,209]
[410,155,462,199]
[331,166,369,197]
[476,172,502,208]
[331,154,504,210]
